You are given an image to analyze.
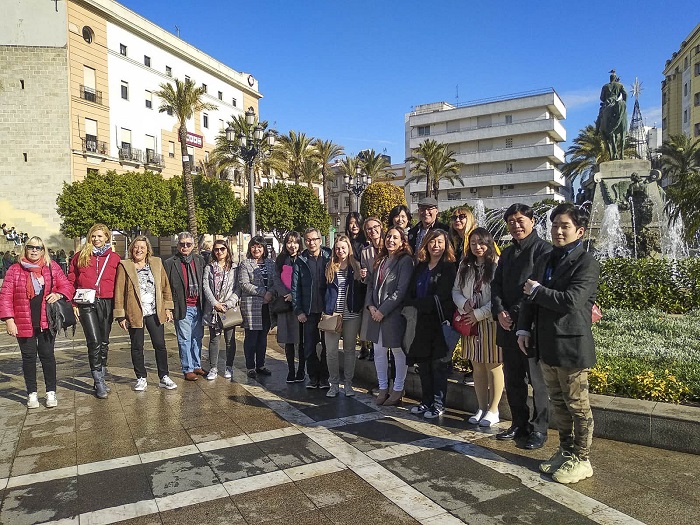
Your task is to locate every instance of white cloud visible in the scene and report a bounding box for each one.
[559,89,600,110]
[641,106,662,128]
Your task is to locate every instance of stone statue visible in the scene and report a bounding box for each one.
[595,70,628,160]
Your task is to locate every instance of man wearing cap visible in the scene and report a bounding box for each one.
[407,197,449,253]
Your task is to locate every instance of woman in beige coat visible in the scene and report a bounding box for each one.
[113,236,177,391]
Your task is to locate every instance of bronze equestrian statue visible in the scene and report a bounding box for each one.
[595,70,628,160]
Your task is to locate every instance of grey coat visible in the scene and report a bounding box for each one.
[239,258,277,331]
[272,255,299,345]
[202,262,240,327]
[364,253,413,348]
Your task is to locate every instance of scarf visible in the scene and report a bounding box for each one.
[211,261,226,300]
[179,253,199,298]
[20,258,45,299]
[92,244,111,256]
[544,241,581,283]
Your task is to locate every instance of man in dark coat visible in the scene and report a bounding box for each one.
[164,232,205,381]
[491,203,551,449]
[407,197,449,253]
[517,202,600,484]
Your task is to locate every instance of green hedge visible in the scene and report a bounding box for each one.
[597,257,700,313]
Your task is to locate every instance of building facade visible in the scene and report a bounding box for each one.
[0,0,262,247]
[404,89,567,211]
[661,22,700,141]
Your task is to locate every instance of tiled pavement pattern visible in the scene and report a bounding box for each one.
[0,327,698,524]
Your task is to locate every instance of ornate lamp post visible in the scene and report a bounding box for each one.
[344,165,371,213]
[225,108,276,235]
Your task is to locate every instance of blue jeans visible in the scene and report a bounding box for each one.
[174,306,203,373]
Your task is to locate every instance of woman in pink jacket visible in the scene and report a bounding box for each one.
[0,237,74,408]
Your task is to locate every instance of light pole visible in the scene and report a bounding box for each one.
[344,164,371,213]
[225,108,276,236]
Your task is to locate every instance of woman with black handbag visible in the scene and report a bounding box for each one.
[272,231,305,383]
[404,229,457,419]
[0,237,74,408]
[202,239,240,381]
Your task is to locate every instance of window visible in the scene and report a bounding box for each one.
[145,90,152,109]
[203,113,209,128]
[168,141,175,158]
[82,26,94,44]
[695,123,700,137]
[695,63,700,76]
[120,81,128,100]
[119,43,127,56]
[662,91,667,105]
[185,75,190,83]
[87,168,99,176]
[218,91,223,100]
[219,119,224,130]
[344,197,350,209]
[120,128,131,153]
[505,137,513,148]
[695,93,700,106]
[505,114,513,124]
[417,125,430,137]
[506,162,513,173]
[684,109,689,123]
[232,97,237,107]
[684,83,689,97]
[447,191,461,201]
[166,65,172,77]
[202,83,207,93]
[145,135,155,162]
[333,198,339,210]
[85,118,98,152]
[83,65,96,102]
[144,55,151,67]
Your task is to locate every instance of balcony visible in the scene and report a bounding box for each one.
[81,137,107,155]
[454,143,565,165]
[79,85,103,105]
[145,150,164,167]
[119,146,144,164]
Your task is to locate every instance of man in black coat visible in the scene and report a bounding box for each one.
[518,203,600,484]
[407,197,449,253]
[491,203,551,449]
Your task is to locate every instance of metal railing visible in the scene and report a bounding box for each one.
[119,147,144,163]
[145,151,164,167]
[81,137,107,155]
[80,85,103,105]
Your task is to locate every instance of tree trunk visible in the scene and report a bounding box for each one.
[322,167,330,212]
[179,125,198,239]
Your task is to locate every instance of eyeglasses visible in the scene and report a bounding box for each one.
[451,214,468,221]
[213,247,227,252]
[178,242,193,247]
[305,237,321,243]
[26,245,44,251]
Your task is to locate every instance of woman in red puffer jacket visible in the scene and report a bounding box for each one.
[0,237,74,409]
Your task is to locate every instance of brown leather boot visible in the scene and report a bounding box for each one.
[375,388,389,405]
[383,389,404,406]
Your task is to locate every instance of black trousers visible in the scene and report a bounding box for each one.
[285,321,305,373]
[302,313,328,383]
[243,305,271,370]
[502,346,550,433]
[79,298,114,371]
[416,356,451,408]
[19,329,57,394]
[129,314,169,379]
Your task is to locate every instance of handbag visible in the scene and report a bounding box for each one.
[434,295,460,352]
[592,303,603,323]
[318,313,343,333]
[217,307,243,329]
[48,263,76,335]
[269,295,293,314]
[452,311,478,337]
[73,253,111,305]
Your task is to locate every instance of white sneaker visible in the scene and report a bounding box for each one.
[410,404,429,415]
[159,375,177,389]
[45,391,57,408]
[344,382,356,396]
[468,409,484,424]
[27,392,39,409]
[424,406,445,419]
[479,411,499,427]
[134,377,148,391]
[224,366,233,379]
[206,368,218,381]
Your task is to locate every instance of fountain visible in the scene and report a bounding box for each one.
[597,205,630,259]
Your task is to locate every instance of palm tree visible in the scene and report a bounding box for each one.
[300,158,322,188]
[358,149,390,180]
[659,134,700,241]
[155,78,216,237]
[276,131,317,184]
[405,139,463,200]
[313,139,344,209]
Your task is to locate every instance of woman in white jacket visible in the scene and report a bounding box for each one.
[452,227,504,427]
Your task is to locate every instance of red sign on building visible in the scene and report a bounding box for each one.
[178,132,204,148]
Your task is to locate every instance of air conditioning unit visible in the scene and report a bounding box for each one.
[500,184,514,190]
[470,188,478,194]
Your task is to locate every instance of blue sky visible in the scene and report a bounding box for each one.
[120,0,699,163]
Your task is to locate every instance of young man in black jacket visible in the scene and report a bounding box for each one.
[491,203,551,449]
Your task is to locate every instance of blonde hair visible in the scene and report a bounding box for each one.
[24,236,51,265]
[129,235,153,263]
[77,223,112,268]
[449,207,476,256]
[325,235,361,283]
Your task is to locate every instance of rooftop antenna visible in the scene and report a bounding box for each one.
[175,25,180,38]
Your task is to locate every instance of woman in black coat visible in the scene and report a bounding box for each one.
[404,229,457,419]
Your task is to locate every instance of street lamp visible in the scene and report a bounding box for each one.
[225,108,276,236]
[344,164,371,212]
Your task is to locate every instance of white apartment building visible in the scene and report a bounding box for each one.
[404,89,568,211]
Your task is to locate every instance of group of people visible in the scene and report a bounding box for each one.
[2,224,28,246]
[0,196,600,485]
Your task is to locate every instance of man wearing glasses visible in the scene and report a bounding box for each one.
[407,197,449,253]
[291,228,332,389]
[164,232,206,381]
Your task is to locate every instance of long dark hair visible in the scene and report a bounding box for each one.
[387,204,412,229]
[458,227,497,288]
[374,227,413,270]
[211,239,233,270]
[276,230,301,272]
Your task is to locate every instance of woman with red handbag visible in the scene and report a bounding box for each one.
[452,227,504,427]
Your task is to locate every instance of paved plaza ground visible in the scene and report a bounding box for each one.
[0,325,697,525]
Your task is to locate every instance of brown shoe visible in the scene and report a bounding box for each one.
[383,389,404,406]
[375,388,389,405]
[193,368,206,376]
[184,372,199,381]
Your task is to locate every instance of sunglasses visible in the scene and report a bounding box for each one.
[26,245,44,251]
[451,214,469,221]
[178,242,193,247]
[213,246,227,252]
[305,237,321,243]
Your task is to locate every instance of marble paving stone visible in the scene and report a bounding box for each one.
[21,410,74,427]
[134,429,196,454]
[232,412,292,434]
[284,458,346,482]
[320,492,421,525]
[143,454,220,498]
[0,476,78,525]
[295,469,381,508]
[76,464,155,515]
[19,420,76,439]
[77,425,135,446]
[140,445,201,464]
[231,482,317,523]
[222,470,292,497]
[77,455,142,476]
[80,500,161,525]
[76,437,139,464]
[201,441,278,483]
[15,431,76,457]
[255,433,335,470]
[293,395,377,422]
[263,509,332,525]
[331,417,428,452]
[195,433,254,453]
[10,447,77,477]
[158,497,246,525]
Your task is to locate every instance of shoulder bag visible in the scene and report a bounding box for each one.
[435,295,460,352]
[319,312,343,333]
[218,306,243,329]
[73,253,110,305]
